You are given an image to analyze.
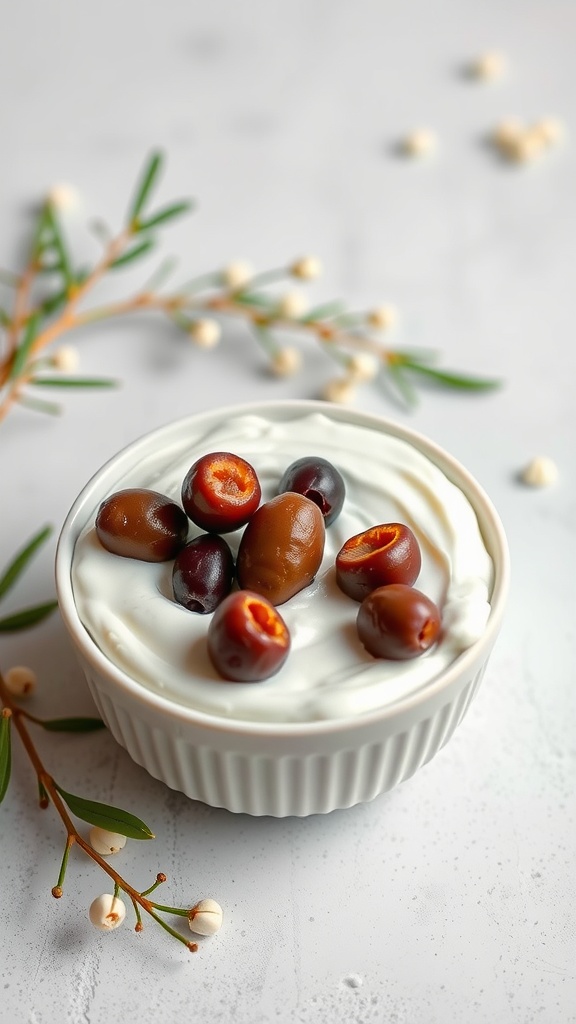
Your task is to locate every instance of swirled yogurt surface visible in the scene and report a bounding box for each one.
[71,411,493,723]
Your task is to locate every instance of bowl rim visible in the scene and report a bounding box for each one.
[56,399,510,738]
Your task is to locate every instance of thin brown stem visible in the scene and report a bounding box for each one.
[0,670,195,949]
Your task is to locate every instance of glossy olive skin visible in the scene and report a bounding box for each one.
[172,534,234,613]
[237,492,325,605]
[336,522,421,601]
[181,451,261,533]
[207,590,291,682]
[95,489,189,562]
[278,456,345,526]
[357,584,441,660]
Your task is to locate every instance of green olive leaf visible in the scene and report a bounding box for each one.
[128,150,164,225]
[110,239,155,270]
[39,717,106,733]
[402,360,502,392]
[9,313,41,380]
[55,786,155,839]
[0,525,53,601]
[302,300,346,323]
[0,601,58,632]
[0,712,12,805]
[30,377,118,389]
[135,200,194,233]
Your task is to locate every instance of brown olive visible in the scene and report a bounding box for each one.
[236,492,325,605]
[357,584,441,660]
[207,590,291,682]
[95,488,189,562]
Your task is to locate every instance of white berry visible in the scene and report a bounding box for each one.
[521,456,558,487]
[89,894,126,931]
[470,51,507,81]
[270,346,302,377]
[322,377,356,404]
[290,256,322,281]
[277,291,307,320]
[51,345,79,372]
[367,304,398,331]
[222,261,252,290]
[88,826,127,856]
[47,183,81,212]
[4,666,37,698]
[188,898,223,936]
[401,129,437,158]
[347,352,379,382]
[190,318,221,348]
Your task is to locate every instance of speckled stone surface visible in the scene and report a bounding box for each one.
[1,1,575,1021]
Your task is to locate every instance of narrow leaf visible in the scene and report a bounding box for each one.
[236,292,275,309]
[110,238,155,270]
[403,360,502,391]
[0,307,11,326]
[55,786,155,840]
[9,313,40,380]
[0,525,53,601]
[128,150,164,225]
[30,376,118,389]
[387,362,418,409]
[142,256,179,292]
[0,712,12,805]
[302,301,346,323]
[39,717,105,733]
[16,394,62,417]
[44,204,74,289]
[0,601,58,632]
[39,288,68,316]
[136,200,193,232]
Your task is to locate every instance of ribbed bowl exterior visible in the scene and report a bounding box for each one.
[78,653,488,816]
[56,400,509,818]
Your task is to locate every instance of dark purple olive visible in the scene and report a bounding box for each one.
[278,456,345,526]
[172,534,235,613]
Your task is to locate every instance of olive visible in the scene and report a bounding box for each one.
[95,489,188,562]
[236,492,325,605]
[207,590,291,682]
[357,584,441,660]
[336,523,421,601]
[181,452,261,533]
[172,535,234,613]
[278,456,345,525]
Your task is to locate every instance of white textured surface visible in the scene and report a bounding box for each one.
[1,1,575,1022]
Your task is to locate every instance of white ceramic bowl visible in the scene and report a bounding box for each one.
[56,400,509,817]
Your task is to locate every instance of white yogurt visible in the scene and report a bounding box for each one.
[71,412,493,723]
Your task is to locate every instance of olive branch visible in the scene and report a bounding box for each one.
[0,150,499,424]
[0,526,213,953]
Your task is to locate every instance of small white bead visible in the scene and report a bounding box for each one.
[401,129,437,158]
[51,345,79,372]
[532,117,565,148]
[270,346,302,377]
[290,256,322,281]
[4,666,37,698]
[347,352,379,382]
[222,261,253,290]
[521,456,558,487]
[190,318,221,348]
[277,291,307,320]
[89,894,126,931]
[47,183,81,213]
[88,826,127,856]
[367,304,398,331]
[491,119,523,153]
[322,377,356,404]
[470,51,507,81]
[188,898,223,936]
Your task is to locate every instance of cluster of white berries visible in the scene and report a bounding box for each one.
[491,117,564,165]
[399,52,565,166]
[86,827,223,937]
[322,304,397,405]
